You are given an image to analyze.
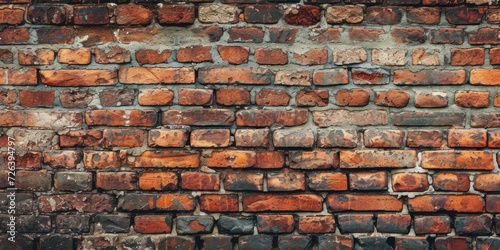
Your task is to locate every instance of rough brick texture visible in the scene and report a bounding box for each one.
[1,1,499,249]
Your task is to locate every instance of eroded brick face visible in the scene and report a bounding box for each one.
[1,1,499,249]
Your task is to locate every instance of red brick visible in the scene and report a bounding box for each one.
[307,172,348,191]
[243,194,323,212]
[257,215,294,233]
[407,7,440,24]
[28,4,67,25]
[255,151,285,169]
[205,150,256,168]
[268,171,305,191]
[408,195,485,212]
[391,28,426,44]
[325,5,363,24]
[293,48,327,65]
[0,89,17,106]
[20,90,54,108]
[487,8,500,24]
[255,89,290,106]
[40,70,117,87]
[163,109,234,126]
[422,0,464,4]
[471,112,500,128]
[474,174,500,192]
[147,128,189,148]
[60,130,103,147]
[199,194,239,212]
[178,88,213,106]
[488,129,500,148]
[451,48,484,66]
[469,28,500,45]
[414,216,451,234]
[102,129,144,148]
[392,173,429,192]
[340,150,417,169]
[430,28,465,44]
[422,150,493,170]
[75,27,117,46]
[85,110,157,127]
[374,90,410,108]
[434,237,473,250]
[95,46,131,64]
[157,4,195,25]
[317,129,358,148]
[364,129,404,148]
[139,172,177,190]
[129,150,200,168]
[198,67,271,85]
[335,89,370,107]
[116,4,153,25]
[224,172,263,191]
[135,49,171,65]
[486,195,500,212]
[273,129,314,148]
[83,151,123,169]
[352,68,389,85]
[289,151,339,169]
[310,28,342,43]
[412,49,440,65]
[394,69,466,85]
[349,171,388,190]
[244,5,281,24]
[298,216,336,234]
[119,67,195,84]
[155,194,195,211]
[414,92,448,108]
[349,28,382,42]
[407,130,444,148]
[59,91,93,108]
[217,46,249,65]
[0,28,29,44]
[236,109,308,127]
[366,7,402,25]
[228,27,264,43]
[0,49,13,63]
[135,215,172,234]
[313,69,349,85]
[18,49,54,65]
[446,6,485,25]
[58,48,91,65]
[177,46,212,63]
[235,129,269,148]
[295,89,328,107]
[96,172,137,190]
[190,129,230,148]
[433,173,470,192]
[5,68,37,86]
[269,27,298,44]
[455,214,492,235]
[254,48,288,65]
[327,194,403,212]
[42,150,81,169]
[181,172,219,191]
[0,7,25,25]
[448,129,487,148]
[99,89,135,107]
[284,5,321,26]
[216,88,251,106]
[74,5,109,25]
[2,151,41,170]
[138,88,174,106]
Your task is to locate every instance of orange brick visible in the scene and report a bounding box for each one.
[85,110,157,127]
[135,215,172,234]
[470,69,500,85]
[267,171,306,191]
[448,129,487,148]
[119,67,195,84]
[216,88,251,106]
[455,91,489,108]
[474,174,500,192]
[205,150,256,168]
[178,89,213,106]
[408,195,485,213]
[18,49,55,65]
[217,46,249,65]
[135,49,171,65]
[199,194,239,212]
[421,150,494,170]
[129,150,200,168]
[139,172,178,190]
[190,129,230,148]
[392,173,429,192]
[327,194,403,212]
[177,46,212,63]
[335,89,370,107]
[298,216,336,234]
[138,88,174,106]
[57,48,92,65]
[181,172,220,191]
[307,172,348,191]
[243,194,323,212]
[340,150,417,169]
[40,69,117,86]
[255,151,285,169]
[102,129,145,148]
[199,67,272,85]
[451,48,484,66]
[350,172,388,191]
[363,129,405,148]
[148,128,189,148]
[433,173,470,192]
[19,90,54,108]
[96,172,137,190]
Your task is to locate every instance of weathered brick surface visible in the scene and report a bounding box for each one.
[3,1,500,247]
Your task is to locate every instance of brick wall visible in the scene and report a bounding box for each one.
[1,0,500,249]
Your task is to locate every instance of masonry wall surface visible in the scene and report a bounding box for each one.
[1,0,500,249]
